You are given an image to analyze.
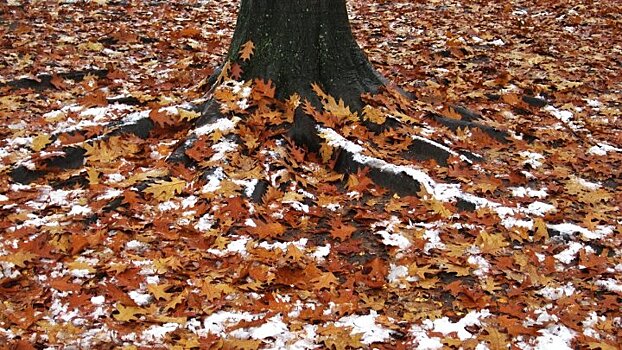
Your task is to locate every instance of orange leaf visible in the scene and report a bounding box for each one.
[239,40,255,61]
[330,220,357,241]
[248,221,286,239]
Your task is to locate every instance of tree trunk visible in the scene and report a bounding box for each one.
[224,0,386,109]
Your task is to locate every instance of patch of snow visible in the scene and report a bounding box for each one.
[96,189,123,200]
[410,324,443,350]
[412,135,473,164]
[158,201,180,212]
[519,151,545,168]
[582,312,605,339]
[312,244,331,260]
[181,195,198,209]
[207,236,250,257]
[202,167,226,193]
[257,238,308,251]
[91,296,105,305]
[211,139,238,161]
[586,99,601,108]
[423,229,445,253]
[335,310,393,344]
[536,283,575,300]
[533,324,576,350]
[554,242,583,264]
[233,314,289,340]
[595,279,622,293]
[200,311,259,336]
[106,173,125,183]
[423,310,490,340]
[510,187,548,198]
[490,39,505,46]
[524,201,555,216]
[377,230,411,249]
[195,213,215,231]
[468,255,490,277]
[549,223,613,240]
[388,264,410,283]
[588,143,622,156]
[194,117,240,136]
[68,205,92,216]
[126,240,147,251]
[141,323,179,343]
[129,290,152,306]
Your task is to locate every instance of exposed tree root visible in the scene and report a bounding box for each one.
[0,68,109,91]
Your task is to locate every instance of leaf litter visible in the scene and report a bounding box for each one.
[0,0,621,349]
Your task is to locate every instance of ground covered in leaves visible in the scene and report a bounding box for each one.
[1,0,621,349]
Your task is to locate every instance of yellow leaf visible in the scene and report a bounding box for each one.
[113,303,144,322]
[223,339,261,350]
[177,108,200,122]
[84,136,140,163]
[533,218,549,242]
[239,41,255,61]
[482,327,509,350]
[362,105,386,124]
[86,168,100,185]
[144,178,185,201]
[319,143,333,163]
[324,96,357,121]
[147,284,174,301]
[477,231,509,254]
[0,251,37,268]
[32,134,52,152]
[587,341,618,350]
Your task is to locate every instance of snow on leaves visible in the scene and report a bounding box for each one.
[0,0,621,349]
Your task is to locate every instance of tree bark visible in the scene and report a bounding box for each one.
[224,0,386,109]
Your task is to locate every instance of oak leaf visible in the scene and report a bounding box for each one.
[223,339,261,350]
[113,303,144,322]
[144,178,185,201]
[311,272,339,290]
[239,40,255,61]
[0,250,37,268]
[248,221,286,239]
[177,108,200,122]
[32,134,52,152]
[477,231,509,254]
[330,221,357,241]
[482,327,509,350]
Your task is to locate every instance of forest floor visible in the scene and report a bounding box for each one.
[0,0,621,349]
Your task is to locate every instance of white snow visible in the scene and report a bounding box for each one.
[536,283,575,300]
[90,296,105,305]
[128,290,152,306]
[533,324,576,350]
[468,255,490,277]
[410,325,443,350]
[519,151,545,168]
[549,223,613,240]
[141,323,179,342]
[587,143,622,156]
[595,279,622,293]
[554,242,583,264]
[335,311,393,344]
[544,106,573,124]
[423,229,445,253]
[510,186,548,198]
[388,264,410,283]
[422,309,490,340]
[207,236,250,257]
[312,244,331,260]
[126,240,147,251]
[68,204,92,216]
[194,117,240,136]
